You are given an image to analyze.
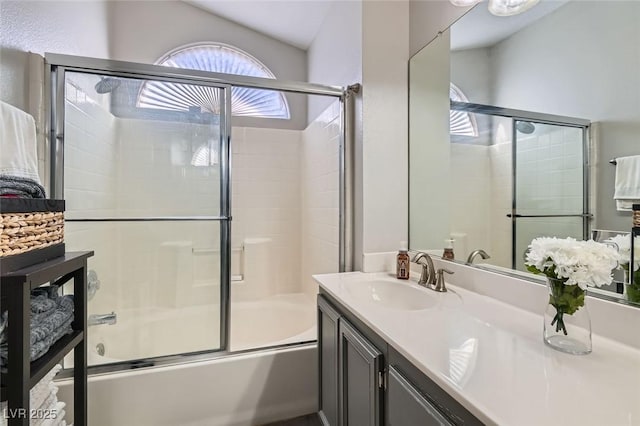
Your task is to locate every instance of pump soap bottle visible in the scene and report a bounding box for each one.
[443,238,455,260]
[397,242,410,280]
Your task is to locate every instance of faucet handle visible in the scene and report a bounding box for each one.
[434,268,454,292]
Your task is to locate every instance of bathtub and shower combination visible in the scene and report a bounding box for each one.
[44,53,354,425]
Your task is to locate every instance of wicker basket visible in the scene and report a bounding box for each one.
[0,212,64,257]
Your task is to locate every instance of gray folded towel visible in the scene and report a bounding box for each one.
[0,175,46,198]
[29,296,74,345]
[0,316,73,369]
[30,317,74,361]
[0,289,74,369]
[0,287,71,345]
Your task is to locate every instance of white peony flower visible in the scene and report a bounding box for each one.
[604,234,640,271]
[525,237,620,288]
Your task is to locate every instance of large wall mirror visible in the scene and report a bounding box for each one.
[409,0,640,306]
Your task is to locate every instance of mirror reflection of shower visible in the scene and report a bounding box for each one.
[448,101,589,270]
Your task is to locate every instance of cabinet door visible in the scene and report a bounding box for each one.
[387,367,453,426]
[318,296,341,426]
[339,320,383,426]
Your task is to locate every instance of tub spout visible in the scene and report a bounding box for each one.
[88,311,117,326]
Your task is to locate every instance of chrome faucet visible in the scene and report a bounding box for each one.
[88,311,117,326]
[411,251,436,287]
[466,249,490,265]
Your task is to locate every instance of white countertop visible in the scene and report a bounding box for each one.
[315,271,640,426]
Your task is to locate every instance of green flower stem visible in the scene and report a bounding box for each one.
[628,283,640,303]
[623,265,640,304]
[547,278,585,336]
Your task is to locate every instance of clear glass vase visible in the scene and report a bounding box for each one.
[543,277,592,355]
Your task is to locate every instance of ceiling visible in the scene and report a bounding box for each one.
[451,0,569,51]
[185,0,335,50]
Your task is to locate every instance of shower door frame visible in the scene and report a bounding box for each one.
[450,101,592,268]
[46,53,353,375]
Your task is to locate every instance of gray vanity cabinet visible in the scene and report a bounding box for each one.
[318,293,480,426]
[318,295,384,426]
[339,320,384,426]
[318,297,340,426]
[387,367,453,426]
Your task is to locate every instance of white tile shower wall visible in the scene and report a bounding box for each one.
[449,143,490,260]
[115,119,220,218]
[514,126,584,268]
[64,81,117,218]
[62,81,118,316]
[300,101,340,296]
[515,126,583,216]
[112,119,223,308]
[489,141,512,268]
[232,126,302,298]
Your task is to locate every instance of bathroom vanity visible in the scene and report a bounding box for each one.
[317,289,480,426]
[315,270,640,426]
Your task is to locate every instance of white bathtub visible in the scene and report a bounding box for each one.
[58,293,318,425]
[83,293,316,364]
[58,344,318,426]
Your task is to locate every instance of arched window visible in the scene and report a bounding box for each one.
[450,83,478,137]
[137,43,290,119]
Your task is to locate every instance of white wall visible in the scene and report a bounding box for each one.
[409,0,472,57]
[450,47,492,104]
[409,30,451,252]
[306,1,362,123]
[489,1,640,232]
[449,143,490,260]
[361,0,410,257]
[1,1,307,128]
[300,100,341,296]
[0,1,110,110]
[106,2,305,82]
[106,1,308,130]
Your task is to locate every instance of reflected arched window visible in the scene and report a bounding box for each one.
[137,43,290,119]
[450,83,478,137]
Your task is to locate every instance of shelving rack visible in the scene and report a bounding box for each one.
[1,251,93,426]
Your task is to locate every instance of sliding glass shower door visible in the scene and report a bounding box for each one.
[53,69,230,366]
[512,121,588,270]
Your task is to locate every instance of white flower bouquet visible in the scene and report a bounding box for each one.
[525,237,619,337]
[525,237,620,289]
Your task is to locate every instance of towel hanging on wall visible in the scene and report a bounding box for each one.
[613,155,640,211]
[0,100,46,197]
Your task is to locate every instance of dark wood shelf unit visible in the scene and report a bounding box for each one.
[1,251,92,426]
[1,331,83,401]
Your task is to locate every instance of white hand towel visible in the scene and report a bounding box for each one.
[613,155,640,211]
[40,402,65,426]
[0,100,41,183]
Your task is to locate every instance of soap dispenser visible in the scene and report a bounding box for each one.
[397,241,410,280]
[443,238,455,261]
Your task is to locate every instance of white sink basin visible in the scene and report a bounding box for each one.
[346,279,439,311]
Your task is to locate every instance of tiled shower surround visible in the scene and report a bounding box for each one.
[63,77,340,361]
[449,118,583,269]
